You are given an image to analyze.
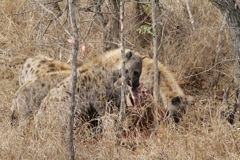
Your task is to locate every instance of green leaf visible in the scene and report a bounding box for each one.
[136,24,155,35]
[145,5,151,14]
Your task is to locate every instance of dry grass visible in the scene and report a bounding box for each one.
[0,0,240,159]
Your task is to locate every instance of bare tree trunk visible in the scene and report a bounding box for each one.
[119,0,126,122]
[67,0,79,159]
[209,0,240,122]
[151,0,160,128]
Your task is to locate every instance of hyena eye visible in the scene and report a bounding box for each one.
[125,69,129,74]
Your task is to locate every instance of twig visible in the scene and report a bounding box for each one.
[43,0,63,5]
[208,16,226,91]
[125,2,152,35]
[183,58,237,80]
[185,0,195,31]
[26,9,48,44]
[34,0,72,37]
[84,0,104,38]
[7,7,41,16]
[158,22,165,52]
[40,2,68,40]
[2,11,24,47]
[223,84,231,106]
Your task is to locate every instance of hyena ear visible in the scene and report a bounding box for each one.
[126,51,133,60]
[171,96,182,105]
[142,55,148,60]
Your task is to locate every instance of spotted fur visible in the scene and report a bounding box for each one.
[141,57,193,122]
[12,50,143,126]
[19,48,134,86]
[11,71,72,126]
[15,48,192,124]
[19,56,71,86]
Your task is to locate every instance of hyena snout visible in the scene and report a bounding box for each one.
[170,95,193,123]
[127,70,141,88]
[132,73,141,88]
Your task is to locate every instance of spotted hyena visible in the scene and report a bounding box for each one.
[11,71,73,126]
[19,48,135,86]
[12,51,143,126]
[87,49,193,122]
[140,57,193,122]
[19,56,72,86]
[18,48,192,123]
[37,51,143,127]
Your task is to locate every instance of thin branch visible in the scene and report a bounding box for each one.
[84,0,104,39]
[1,11,24,47]
[119,0,126,122]
[7,7,41,16]
[67,0,79,159]
[185,0,195,31]
[40,2,68,40]
[34,0,72,37]
[208,16,226,91]
[183,58,237,80]
[43,0,63,5]
[151,0,160,128]
[26,10,48,44]
[157,22,165,52]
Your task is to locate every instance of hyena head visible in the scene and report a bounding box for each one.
[125,51,143,88]
[170,95,193,123]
